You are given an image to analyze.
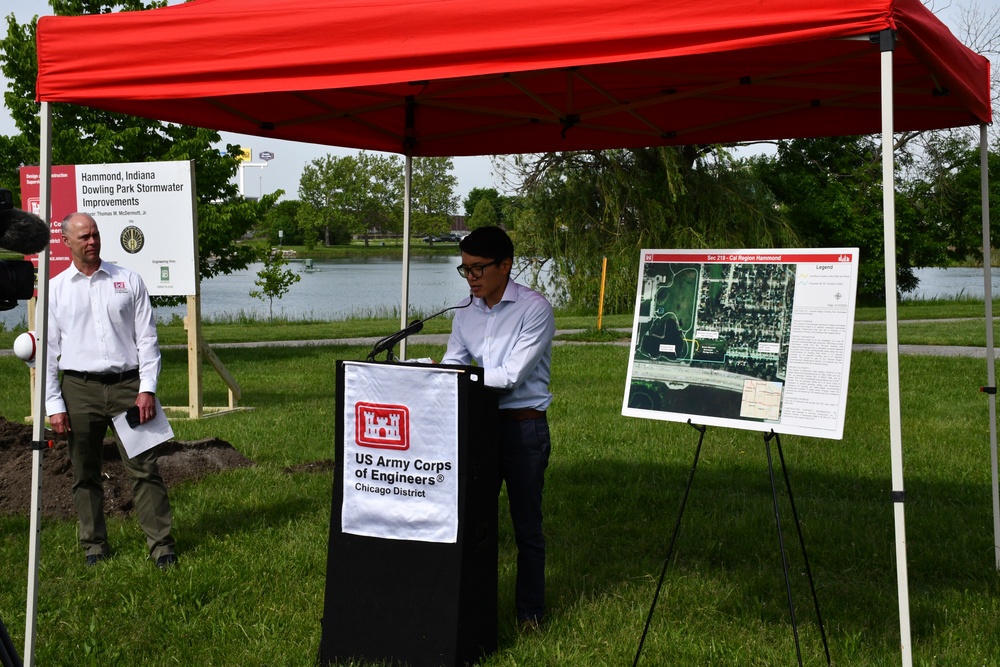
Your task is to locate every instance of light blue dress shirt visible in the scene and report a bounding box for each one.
[441,279,555,410]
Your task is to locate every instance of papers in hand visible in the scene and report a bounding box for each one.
[112,397,174,459]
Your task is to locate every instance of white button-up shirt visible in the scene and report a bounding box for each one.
[441,279,555,410]
[45,260,161,415]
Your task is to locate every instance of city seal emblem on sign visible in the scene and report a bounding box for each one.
[120,225,145,254]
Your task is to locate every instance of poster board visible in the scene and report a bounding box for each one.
[622,248,859,440]
[19,160,197,296]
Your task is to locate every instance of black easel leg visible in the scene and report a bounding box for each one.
[764,431,804,667]
[633,420,706,667]
[0,613,22,667]
[774,434,832,666]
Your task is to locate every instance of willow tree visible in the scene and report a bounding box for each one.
[500,146,797,313]
[753,135,955,303]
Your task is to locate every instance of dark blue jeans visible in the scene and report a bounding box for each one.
[497,416,551,623]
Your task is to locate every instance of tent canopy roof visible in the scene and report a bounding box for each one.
[35,0,991,156]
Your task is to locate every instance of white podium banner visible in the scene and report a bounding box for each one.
[341,362,461,543]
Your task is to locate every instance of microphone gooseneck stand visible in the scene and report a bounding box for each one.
[366,294,474,362]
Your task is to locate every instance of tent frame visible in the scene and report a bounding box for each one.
[981,124,1000,570]
[23,4,998,662]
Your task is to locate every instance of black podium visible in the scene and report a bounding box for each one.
[319,361,499,667]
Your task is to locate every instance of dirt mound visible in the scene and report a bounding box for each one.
[0,415,255,520]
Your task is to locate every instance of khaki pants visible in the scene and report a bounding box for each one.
[61,374,175,560]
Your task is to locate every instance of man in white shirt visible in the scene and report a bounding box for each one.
[45,212,176,569]
[440,226,555,630]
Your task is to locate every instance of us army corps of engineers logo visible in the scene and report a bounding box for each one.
[355,402,410,450]
[120,225,145,254]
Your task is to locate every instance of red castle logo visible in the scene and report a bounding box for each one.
[355,402,409,450]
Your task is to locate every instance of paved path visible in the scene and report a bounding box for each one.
[3,330,997,358]
[157,332,995,359]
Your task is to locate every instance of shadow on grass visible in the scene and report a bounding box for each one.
[540,451,998,661]
[170,468,332,557]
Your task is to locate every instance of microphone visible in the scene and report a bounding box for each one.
[0,189,50,254]
[0,189,48,310]
[367,292,474,362]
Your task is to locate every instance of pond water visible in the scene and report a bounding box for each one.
[901,266,1000,301]
[1,262,993,330]
[1,255,555,328]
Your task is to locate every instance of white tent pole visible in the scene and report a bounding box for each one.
[24,100,54,667]
[399,155,413,360]
[980,123,1000,570]
[880,38,913,667]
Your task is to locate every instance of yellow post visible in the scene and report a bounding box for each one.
[597,256,608,331]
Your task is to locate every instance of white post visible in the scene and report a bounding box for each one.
[24,100,54,667]
[880,40,913,667]
[981,123,1000,570]
[399,156,413,360]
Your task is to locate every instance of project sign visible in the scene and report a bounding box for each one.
[19,161,198,297]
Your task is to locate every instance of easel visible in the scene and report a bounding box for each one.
[633,422,831,666]
[0,613,21,667]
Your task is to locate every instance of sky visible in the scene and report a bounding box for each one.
[1,0,996,206]
[0,0,502,205]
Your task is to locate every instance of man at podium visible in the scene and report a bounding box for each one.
[441,226,556,630]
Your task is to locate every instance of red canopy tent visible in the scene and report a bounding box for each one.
[26,1,995,666]
[35,0,989,155]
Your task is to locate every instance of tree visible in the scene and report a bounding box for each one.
[900,131,999,268]
[467,197,498,229]
[249,250,301,320]
[262,199,305,246]
[297,154,360,246]
[296,152,404,246]
[463,187,509,228]
[409,157,458,242]
[464,187,497,217]
[503,147,796,312]
[752,136,947,302]
[354,152,403,243]
[0,1,276,305]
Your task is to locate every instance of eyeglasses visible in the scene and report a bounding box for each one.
[456,259,501,279]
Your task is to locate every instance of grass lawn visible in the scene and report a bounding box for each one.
[0,306,998,665]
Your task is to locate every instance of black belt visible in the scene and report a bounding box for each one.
[63,368,140,384]
[498,408,546,422]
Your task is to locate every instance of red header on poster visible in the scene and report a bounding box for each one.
[643,252,854,264]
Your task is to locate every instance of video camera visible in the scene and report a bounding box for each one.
[0,187,49,311]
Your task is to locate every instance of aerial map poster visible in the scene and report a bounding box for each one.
[622,248,859,440]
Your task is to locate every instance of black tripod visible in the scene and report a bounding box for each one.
[634,424,830,666]
[0,612,21,667]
